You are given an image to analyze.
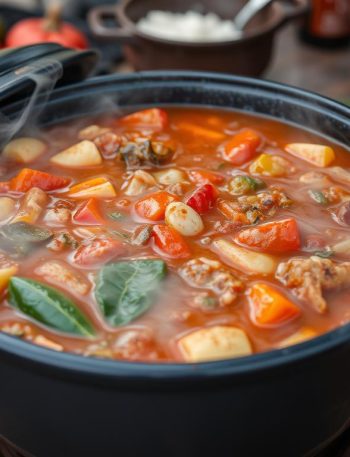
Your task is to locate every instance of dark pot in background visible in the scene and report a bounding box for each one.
[0,65,350,457]
[88,0,308,76]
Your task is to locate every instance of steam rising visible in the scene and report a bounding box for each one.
[0,59,63,148]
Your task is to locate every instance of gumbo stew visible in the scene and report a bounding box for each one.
[0,107,350,362]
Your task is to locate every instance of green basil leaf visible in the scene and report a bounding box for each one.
[313,249,333,259]
[108,211,124,221]
[8,277,95,337]
[95,260,167,326]
[308,190,328,206]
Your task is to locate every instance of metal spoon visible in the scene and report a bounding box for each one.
[233,0,275,31]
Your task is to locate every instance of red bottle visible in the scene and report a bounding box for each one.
[301,0,350,47]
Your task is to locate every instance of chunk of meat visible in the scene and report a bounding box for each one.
[120,138,173,168]
[179,257,244,307]
[276,256,350,313]
[218,189,292,225]
[94,132,122,159]
[35,260,90,295]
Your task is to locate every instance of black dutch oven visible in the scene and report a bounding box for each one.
[0,45,349,457]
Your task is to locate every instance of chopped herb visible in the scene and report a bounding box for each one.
[313,249,333,259]
[229,175,265,196]
[110,230,130,240]
[309,190,328,206]
[108,211,124,221]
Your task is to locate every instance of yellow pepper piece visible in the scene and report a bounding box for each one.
[249,154,290,177]
[0,266,18,293]
[285,143,335,167]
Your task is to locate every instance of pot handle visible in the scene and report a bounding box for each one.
[278,0,310,28]
[88,5,133,42]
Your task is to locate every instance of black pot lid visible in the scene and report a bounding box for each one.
[0,44,99,106]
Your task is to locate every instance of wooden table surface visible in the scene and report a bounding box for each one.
[266,24,350,101]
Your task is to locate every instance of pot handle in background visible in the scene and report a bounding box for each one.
[88,5,133,42]
[277,0,310,29]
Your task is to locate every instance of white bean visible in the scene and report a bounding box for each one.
[165,202,203,236]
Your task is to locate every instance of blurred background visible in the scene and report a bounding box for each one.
[0,0,348,102]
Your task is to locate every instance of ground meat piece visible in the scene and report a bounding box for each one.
[120,138,173,168]
[35,260,90,295]
[218,189,292,226]
[179,257,244,307]
[276,256,350,313]
[44,207,71,225]
[46,232,79,252]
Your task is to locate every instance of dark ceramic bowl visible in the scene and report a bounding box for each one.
[0,71,350,457]
[88,0,308,76]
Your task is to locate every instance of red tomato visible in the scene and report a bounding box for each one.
[135,192,178,221]
[222,129,261,165]
[186,184,218,214]
[236,218,301,253]
[5,18,88,49]
[152,225,191,259]
[189,169,225,185]
[120,108,168,129]
[73,198,103,225]
[9,168,70,193]
[74,238,125,266]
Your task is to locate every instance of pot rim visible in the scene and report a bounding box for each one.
[115,0,307,47]
[0,70,349,384]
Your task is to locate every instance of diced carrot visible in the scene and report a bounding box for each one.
[222,129,261,165]
[176,122,226,141]
[248,283,301,327]
[186,184,218,214]
[120,108,168,129]
[73,198,103,225]
[189,169,225,185]
[236,218,301,253]
[135,191,178,221]
[152,224,191,259]
[73,238,125,266]
[9,168,70,193]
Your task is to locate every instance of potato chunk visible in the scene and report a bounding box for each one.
[286,143,335,167]
[51,140,102,167]
[11,187,48,224]
[278,327,317,348]
[178,326,252,362]
[3,137,46,163]
[0,265,18,293]
[153,168,187,185]
[0,197,16,222]
[213,239,277,275]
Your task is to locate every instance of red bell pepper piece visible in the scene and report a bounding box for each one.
[236,218,301,253]
[152,224,190,259]
[73,198,103,225]
[222,129,261,165]
[186,184,218,214]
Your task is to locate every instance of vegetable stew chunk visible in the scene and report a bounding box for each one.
[276,256,350,314]
[0,106,349,362]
